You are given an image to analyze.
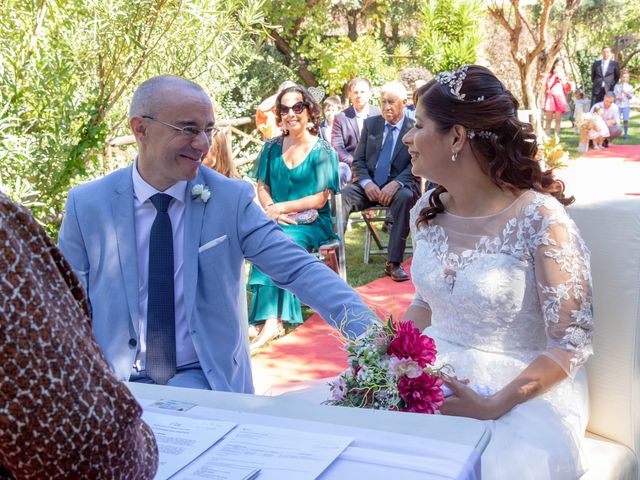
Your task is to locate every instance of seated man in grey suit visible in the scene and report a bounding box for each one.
[58,75,377,393]
[331,77,381,187]
[340,81,420,282]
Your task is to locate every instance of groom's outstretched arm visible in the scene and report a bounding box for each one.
[235,183,377,337]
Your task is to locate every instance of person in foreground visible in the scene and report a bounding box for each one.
[247,85,340,349]
[58,75,376,393]
[0,192,157,479]
[402,65,593,479]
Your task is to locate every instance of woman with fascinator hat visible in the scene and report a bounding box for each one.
[401,65,593,478]
[247,84,340,349]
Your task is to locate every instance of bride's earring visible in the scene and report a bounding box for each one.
[451,150,458,162]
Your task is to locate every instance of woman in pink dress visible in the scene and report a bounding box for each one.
[544,58,572,136]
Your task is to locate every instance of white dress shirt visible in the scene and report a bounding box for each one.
[360,115,406,189]
[132,161,198,372]
[355,104,370,133]
[601,59,610,87]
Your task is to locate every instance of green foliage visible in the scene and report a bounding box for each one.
[307,34,398,95]
[539,135,569,170]
[416,0,483,74]
[0,0,266,235]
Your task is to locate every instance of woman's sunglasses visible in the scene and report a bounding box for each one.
[280,101,306,115]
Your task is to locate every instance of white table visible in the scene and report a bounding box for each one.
[127,382,491,479]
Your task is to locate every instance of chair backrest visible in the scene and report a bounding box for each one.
[568,196,640,463]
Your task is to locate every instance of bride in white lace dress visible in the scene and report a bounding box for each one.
[400,65,594,479]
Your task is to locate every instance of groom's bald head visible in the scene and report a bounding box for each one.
[129,76,210,118]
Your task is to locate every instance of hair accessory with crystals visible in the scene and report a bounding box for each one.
[467,129,496,140]
[435,64,485,102]
[308,86,326,104]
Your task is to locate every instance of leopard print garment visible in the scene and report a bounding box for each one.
[0,193,158,479]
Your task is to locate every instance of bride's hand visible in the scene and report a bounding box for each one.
[439,377,500,420]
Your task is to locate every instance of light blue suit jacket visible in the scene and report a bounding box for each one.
[58,165,374,393]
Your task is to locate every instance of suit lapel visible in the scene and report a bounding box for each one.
[112,167,140,332]
[390,118,413,163]
[183,170,206,324]
[346,106,361,141]
[370,118,385,170]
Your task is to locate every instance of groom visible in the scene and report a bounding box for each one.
[58,75,376,393]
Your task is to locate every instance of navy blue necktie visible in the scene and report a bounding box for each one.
[374,124,396,186]
[146,193,176,385]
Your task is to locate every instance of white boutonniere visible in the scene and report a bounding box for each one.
[191,184,211,203]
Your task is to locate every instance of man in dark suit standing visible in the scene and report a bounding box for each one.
[331,77,381,187]
[341,81,420,282]
[591,45,620,104]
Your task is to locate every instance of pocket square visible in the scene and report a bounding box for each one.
[198,235,227,253]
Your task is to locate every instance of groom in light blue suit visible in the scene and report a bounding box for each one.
[58,76,376,393]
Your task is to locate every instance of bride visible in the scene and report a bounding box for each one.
[399,65,593,479]
[279,65,593,479]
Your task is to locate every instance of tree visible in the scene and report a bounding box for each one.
[0,0,265,234]
[416,0,484,74]
[488,0,581,110]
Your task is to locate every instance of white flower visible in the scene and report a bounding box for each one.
[191,184,211,203]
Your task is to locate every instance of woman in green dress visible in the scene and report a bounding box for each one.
[248,85,340,349]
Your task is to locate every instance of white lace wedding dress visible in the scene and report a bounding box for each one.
[409,190,593,480]
[278,189,593,479]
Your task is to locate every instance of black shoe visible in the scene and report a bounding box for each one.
[384,262,410,282]
[603,139,609,148]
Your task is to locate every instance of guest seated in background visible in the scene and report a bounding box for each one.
[247,84,341,350]
[256,80,297,140]
[0,192,158,479]
[402,64,593,479]
[203,129,241,179]
[590,91,622,146]
[319,95,342,143]
[614,70,634,139]
[331,77,381,187]
[340,81,421,282]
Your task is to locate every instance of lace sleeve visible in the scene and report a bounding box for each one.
[409,192,433,310]
[529,198,594,376]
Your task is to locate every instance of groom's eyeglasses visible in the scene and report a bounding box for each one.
[142,115,219,138]
[280,102,306,115]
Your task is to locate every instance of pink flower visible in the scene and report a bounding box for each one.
[398,373,444,414]
[387,321,437,367]
[331,377,347,401]
[388,356,423,379]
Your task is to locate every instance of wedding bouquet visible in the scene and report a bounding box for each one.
[326,318,447,414]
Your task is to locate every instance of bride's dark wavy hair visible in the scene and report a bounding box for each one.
[415,65,573,228]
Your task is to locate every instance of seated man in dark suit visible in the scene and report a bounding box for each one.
[341,81,420,282]
[331,77,381,187]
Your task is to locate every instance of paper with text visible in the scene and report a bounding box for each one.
[142,411,236,480]
[173,424,353,480]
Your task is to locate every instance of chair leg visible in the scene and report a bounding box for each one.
[364,228,371,264]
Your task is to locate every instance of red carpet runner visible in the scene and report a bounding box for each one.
[251,260,415,394]
[252,145,640,394]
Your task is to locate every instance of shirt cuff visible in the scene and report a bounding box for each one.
[359,179,373,189]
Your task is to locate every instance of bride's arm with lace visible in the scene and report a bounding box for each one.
[440,202,594,420]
